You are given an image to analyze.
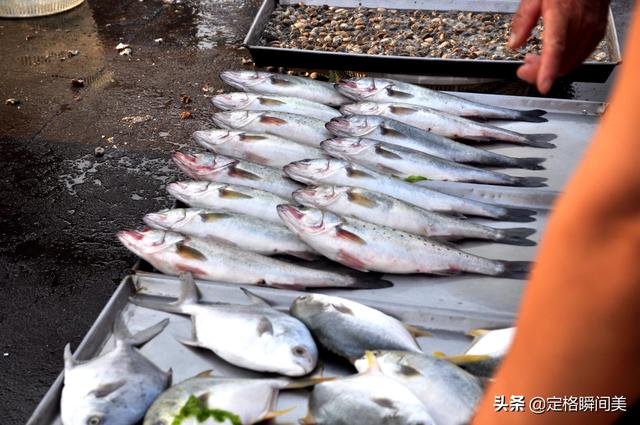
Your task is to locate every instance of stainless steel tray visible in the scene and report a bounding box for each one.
[28,92,606,424]
[244,0,621,82]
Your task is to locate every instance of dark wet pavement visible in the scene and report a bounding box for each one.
[0,0,634,422]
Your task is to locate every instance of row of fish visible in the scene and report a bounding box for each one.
[62,273,514,425]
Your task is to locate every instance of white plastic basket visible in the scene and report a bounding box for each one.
[0,0,85,18]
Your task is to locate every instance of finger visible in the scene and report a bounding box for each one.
[517,55,541,84]
[509,0,542,48]
[537,10,569,94]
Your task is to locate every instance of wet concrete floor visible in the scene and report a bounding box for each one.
[0,0,634,422]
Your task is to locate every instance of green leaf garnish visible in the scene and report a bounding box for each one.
[404,175,428,183]
[172,395,242,425]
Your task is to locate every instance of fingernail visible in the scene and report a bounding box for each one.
[540,79,553,94]
[508,33,518,47]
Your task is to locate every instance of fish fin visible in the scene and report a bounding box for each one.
[63,343,77,370]
[194,369,214,378]
[178,338,203,348]
[495,227,537,246]
[331,303,354,315]
[386,87,413,99]
[467,328,490,338]
[515,109,548,123]
[497,207,537,223]
[513,157,546,170]
[336,249,369,271]
[165,368,173,387]
[431,269,463,277]
[299,412,317,425]
[511,176,548,188]
[389,105,418,115]
[376,163,403,176]
[349,276,394,289]
[347,190,377,208]
[346,165,374,178]
[228,165,262,180]
[336,226,366,245]
[396,364,422,377]
[259,115,287,125]
[270,76,295,86]
[434,352,492,364]
[285,250,318,261]
[496,260,532,279]
[114,314,169,347]
[364,351,382,373]
[176,242,209,261]
[239,133,269,141]
[219,187,253,199]
[404,324,433,338]
[372,398,398,409]
[380,126,405,138]
[264,406,297,420]
[257,316,275,336]
[131,273,199,315]
[523,133,557,148]
[199,212,231,222]
[284,376,335,389]
[244,152,271,165]
[375,144,403,159]
[258,96,286,106]
[89,380,127,398]
[240,287,271,306]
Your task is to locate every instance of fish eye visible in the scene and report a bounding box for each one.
[87,416,102,425]
[292,346,307,357]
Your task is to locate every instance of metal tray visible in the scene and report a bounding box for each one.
[28,92,606,424]
[244,0,622,82]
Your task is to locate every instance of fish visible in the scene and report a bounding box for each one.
[289,293,427,362]
[277,204,530,277]
[166,181,287,225]
[335,77,548,122]
[283,159,536,222]
[143,208,317,260]
[354,351,483,425]
[61,315,171,425]
[292,186,536,246]
[321,137,547,187]
[212,110,332,148]
[301,352,435,425]
[117,228,391,289]
[193,129,326,168]
[131,273,318,376]
[341,102,556,148]
[221,70,349,106]
[211,92,342,122]
[437,327,516,378]
[326,115,546,170]
[144,372,322,425]
[172,151,301,199]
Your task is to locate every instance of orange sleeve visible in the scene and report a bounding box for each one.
[472,7,640,425]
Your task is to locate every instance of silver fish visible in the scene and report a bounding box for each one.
[211,92,342,122]
[301,352,435,425]
[336,77,548,122]
[144,373,319,425]
[61,315,171,425]
[144,208,316,260]
[326,115,546,170]
[172,151,301,199]
[221,70,349,106]
[167,181,287,225]
[293,186,536,246]
[290,293,426,362]
[354,351,483,425]
[117,228,390,289]
[283,159,536,222]
[278,205,530,277]
[212,110,332,147]
[341,102,556,148]
[131,273,317,376]
[322,137,547,187]
[193,129,326,168]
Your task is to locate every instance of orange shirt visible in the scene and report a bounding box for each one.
[472,7,640,425]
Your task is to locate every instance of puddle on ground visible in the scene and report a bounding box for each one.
[184,0,255,48]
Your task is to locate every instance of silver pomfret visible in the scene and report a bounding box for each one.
[61,316,171,425]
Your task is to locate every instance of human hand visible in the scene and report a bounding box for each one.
[509,0,611,94]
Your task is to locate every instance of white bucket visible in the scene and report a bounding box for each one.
[0,0,85,18]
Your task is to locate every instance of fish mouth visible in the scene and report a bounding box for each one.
[339,104,359,115]
[193,130,229,147]
[219,71,246,90]
[277,204,305,221]
[117,229,147,254]
[337,80,358,89]
[277,205,325,234]
[143,212,173,230]
[172,152,217,178]
[282,163,313,184]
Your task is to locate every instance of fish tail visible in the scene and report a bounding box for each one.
[496,206,537,223]
[496,260,532,279]
[495,227,537,246]
[523,133,557,148]
[129,273,200,314]
[348,276,394,289]
[512,157,546,170]
[113,314,169,347]
[511,176,548,188]
[515,109,548,123]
